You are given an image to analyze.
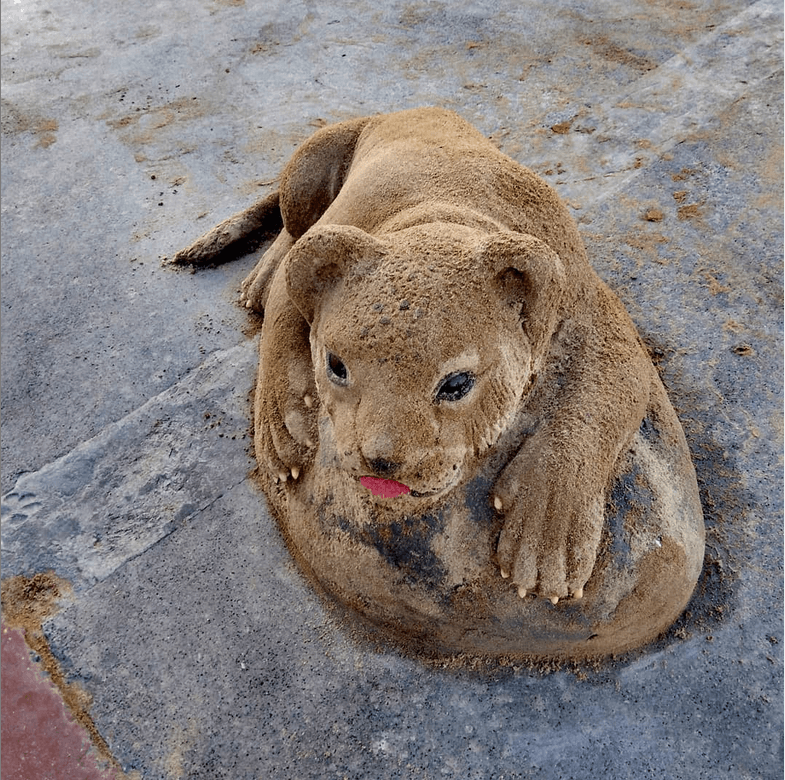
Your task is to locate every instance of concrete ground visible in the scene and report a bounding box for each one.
[1,0,782,777]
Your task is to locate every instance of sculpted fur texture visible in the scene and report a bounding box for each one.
[174,108,704,659]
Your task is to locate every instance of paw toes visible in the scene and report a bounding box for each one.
[512,555,538,596]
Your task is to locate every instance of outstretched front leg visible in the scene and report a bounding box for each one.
[494,290,652,604]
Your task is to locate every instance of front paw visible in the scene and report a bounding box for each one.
[256,389,318,484]
[493,461,603,603]
[239,262,271,313]
[240,230,295,314]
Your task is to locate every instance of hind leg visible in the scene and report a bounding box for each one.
[277,115,372,239]
[241,116,373,312]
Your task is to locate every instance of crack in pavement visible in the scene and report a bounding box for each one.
[1,339,259,593]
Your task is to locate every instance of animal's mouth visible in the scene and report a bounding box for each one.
[358,475,452,499]
[359,476,411,498]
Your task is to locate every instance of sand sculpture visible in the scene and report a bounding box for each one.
[174,107,704,660]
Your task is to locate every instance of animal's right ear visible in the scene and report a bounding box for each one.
[285,225,387,324]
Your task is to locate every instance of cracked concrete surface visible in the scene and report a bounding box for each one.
[1,0,782,777]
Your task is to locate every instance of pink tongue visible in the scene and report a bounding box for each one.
[359,476,411,498]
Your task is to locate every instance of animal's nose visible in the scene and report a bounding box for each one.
[368,458,400,477]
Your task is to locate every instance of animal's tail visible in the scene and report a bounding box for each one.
[170,189,283,266]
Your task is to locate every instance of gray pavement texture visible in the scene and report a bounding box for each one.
[1,0,782,778]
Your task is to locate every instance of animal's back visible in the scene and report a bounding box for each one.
[309,108,591,277]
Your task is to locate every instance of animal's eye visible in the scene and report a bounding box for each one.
[435,371,475,403]
[326,352,349,385]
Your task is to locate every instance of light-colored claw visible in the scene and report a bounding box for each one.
[245,300,253,309]
[493,496,503,511]
[573,587,584,600]
[500,568,510,579]
[278,471,288,483]
[305,438,315,449]
[290,466,300,480]
[517,586,527,599]
[303,394,314,409]
[550,596,559,605]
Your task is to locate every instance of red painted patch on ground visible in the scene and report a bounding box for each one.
[1,620,120,780]
[359,476,411,498]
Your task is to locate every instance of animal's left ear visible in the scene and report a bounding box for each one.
[285,224,387,324]
[478,232,567,357]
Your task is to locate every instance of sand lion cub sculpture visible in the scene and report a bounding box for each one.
[174,107,704,660]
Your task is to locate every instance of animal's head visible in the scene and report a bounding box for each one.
[286,223,566,501]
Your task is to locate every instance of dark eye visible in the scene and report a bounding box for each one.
[435,371,475,403]
[326,352,349,385]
